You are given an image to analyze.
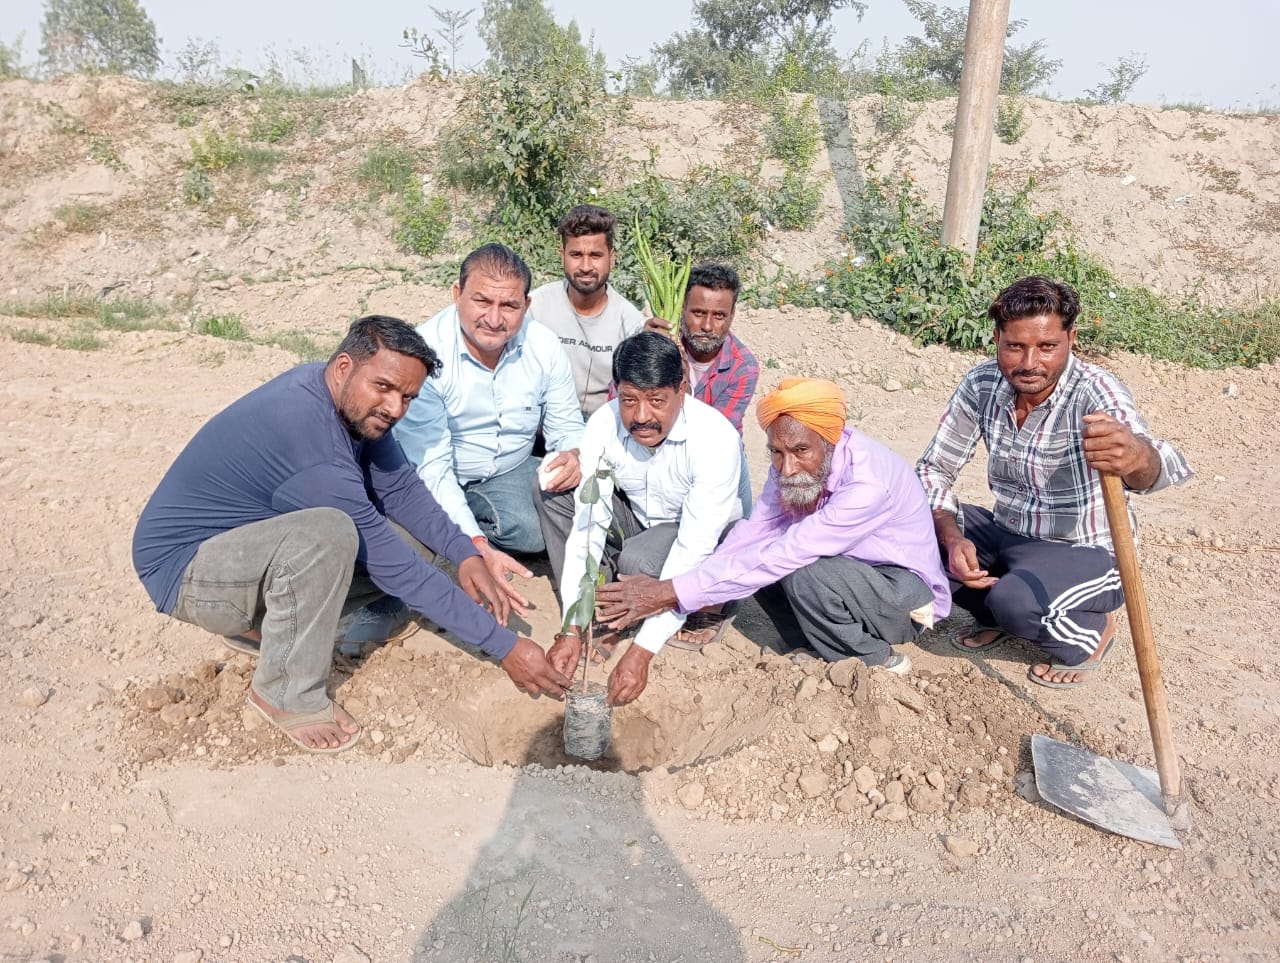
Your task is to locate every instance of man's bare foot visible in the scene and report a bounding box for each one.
[246,688,361,753]
[1028,611,1118,687]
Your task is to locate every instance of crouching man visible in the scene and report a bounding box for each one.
[132,315,570,754]
[536,331,750,705]
[596,377,951,687]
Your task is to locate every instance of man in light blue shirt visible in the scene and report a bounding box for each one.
[395,244,585,612]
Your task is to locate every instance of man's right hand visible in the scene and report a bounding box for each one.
[946,537,997,589]
[547,631,583,676]
[501,636,572,698]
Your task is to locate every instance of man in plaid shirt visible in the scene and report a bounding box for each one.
[678,262,759,435]
[916,276,1192,689]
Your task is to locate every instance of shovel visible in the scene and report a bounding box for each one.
[1031,472,1190,849]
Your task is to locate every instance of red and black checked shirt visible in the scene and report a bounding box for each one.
[692,331,760,435]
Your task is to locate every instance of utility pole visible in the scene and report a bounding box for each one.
[940,0,1011,265]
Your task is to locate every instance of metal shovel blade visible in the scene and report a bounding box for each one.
[1031,734,1182,849]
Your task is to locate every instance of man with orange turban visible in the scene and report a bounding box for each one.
[597,377,950,680]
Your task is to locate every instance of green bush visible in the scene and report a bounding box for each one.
[996,96,1029,145]
[55,202,106,233]
[182,169,215,206]
[766,170,823,231]
[437,36,608,237]
[190,129,243,171]
[769,170,1280,368]
[356,144,418,199]
[394,187,452,257]
[248,104,296,144]
[763,94,820,169]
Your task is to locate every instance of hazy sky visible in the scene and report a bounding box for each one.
[6,0,1278,109]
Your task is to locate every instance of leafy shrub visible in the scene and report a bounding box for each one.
[248,104,296,144]
[766,170,824,230]
[996,96,1029,144]
[437,36,608,237]
[182,169,214,206]
[357,144,418,199]
[394,187,452,257]
[190,129,243,171]
[764,94,820,169]
[771,170,1280,367]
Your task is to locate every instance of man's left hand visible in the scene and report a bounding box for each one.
[1082,412,1161,489]
[595,573,679,630]
[543,448,583,492]
[608,645,652,706]
[458,553,529,625]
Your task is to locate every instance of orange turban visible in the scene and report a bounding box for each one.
[756,377,847,445]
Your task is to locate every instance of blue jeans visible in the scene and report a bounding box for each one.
[465,454,547,554]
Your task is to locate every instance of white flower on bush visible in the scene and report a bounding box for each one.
[852,255,867,268]
[815,284,826,294]
[777,281,789,291]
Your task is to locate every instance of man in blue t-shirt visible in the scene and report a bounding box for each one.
[132,315,571,754]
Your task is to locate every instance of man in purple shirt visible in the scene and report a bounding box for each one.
[596,378,950,698]
[132,316,570,754]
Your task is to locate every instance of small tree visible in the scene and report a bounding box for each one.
[40,0,161,77]
[1083,52,1149,105]
[654,0,864,97]
[432,6,474,74]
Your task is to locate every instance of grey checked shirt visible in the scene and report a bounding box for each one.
[916,355,1193,551]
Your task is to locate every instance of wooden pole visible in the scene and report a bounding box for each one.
[940,0,1011,263]
[1099,473,1184,809]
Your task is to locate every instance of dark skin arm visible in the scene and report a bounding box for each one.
[595,573,680,631]
[500,636,572,698]
[1081,412,1162,490]
[465,544,530,623]
[545,628,653,705]
[932,508,997,589]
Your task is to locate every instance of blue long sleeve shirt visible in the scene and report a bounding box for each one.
[131,363,517,659]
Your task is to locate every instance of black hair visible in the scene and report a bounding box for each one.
[612,331,684,391]
[557,204,617,249]
[330,315,441,376]
[459,242,532,297]
[684,261,740,305]
[988,276,1081,331]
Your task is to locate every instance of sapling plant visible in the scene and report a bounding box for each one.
[634,217,691,335]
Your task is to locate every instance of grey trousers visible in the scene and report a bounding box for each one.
[535,482,678,602]
[755,556,933,667]
[171,508,382,713]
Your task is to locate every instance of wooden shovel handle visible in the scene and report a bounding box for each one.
[1099,473,1183,805]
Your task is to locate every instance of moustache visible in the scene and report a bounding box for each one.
[629,422,662,434]
[1012,369,1047,379]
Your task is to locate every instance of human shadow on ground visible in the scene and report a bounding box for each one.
[412,719,747,963]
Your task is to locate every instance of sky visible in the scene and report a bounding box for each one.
[6,0,1278,109]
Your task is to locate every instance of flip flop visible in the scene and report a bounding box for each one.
[245,695,362,754]
[949,626,1014,654]
[668,611,735,651]
[223,634,261,657]
[1026,636,1117,689]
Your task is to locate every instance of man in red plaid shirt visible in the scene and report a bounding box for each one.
[678,262,760,435]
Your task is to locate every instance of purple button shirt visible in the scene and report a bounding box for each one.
[673,426,951,622]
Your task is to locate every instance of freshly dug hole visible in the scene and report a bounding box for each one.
[445,675,777,772]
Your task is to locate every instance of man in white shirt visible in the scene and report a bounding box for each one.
[395,244,585,614]
[528,205,649,419]
[536,331,749,705]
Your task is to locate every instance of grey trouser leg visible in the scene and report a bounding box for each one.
[171,508,362,714]
[535,478,645,594]
[777,556,933,667]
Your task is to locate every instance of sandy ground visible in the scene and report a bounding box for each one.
[2,77,1280,962]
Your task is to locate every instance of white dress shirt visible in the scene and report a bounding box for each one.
[394,305,585,539]
[561,395,748,653]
